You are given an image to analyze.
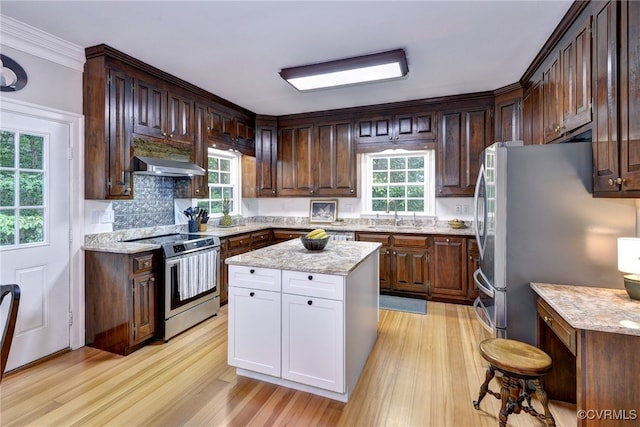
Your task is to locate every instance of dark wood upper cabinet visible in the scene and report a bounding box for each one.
[561,16,592,132]
[316,120,357,196]
[84,56,133,199]
[494,85,523,143]
[277,124,315,196]
[522,79,544,145]
[253,116,278,197]
[191,103,209,198]
[594,0,640,196]
[619,0,640,194]
[436,103,492,197]
[207,105,255,156]
[540,14,592,143]
[132,77,195,146]
[355,110,437,152]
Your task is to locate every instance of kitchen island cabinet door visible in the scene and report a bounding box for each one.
[227,286,281,377]
[281,292,344,393]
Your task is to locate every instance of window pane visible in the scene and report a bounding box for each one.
[19,172,44,206]
[197,200,208,211]
[0,171,15,206]
[210,187,222,199]
[19,134,44,169]
[208,157,218,170]
[390,158,405,169]
[407,185,424,197]
[19,208,44,244]
[372,158,388,170]
[211,201,222,213]
[208,172,219,184]
[372,171,388,183]
[408,156,424,169]
[389,200,405,211]
[390,171,405,183]
[408,170,424,183]
[0,131,15,168]
[389,187,406,198]
[407,200,424,212]
[372,200,387,211]
[223,188,233,199]
[220,159,230,172]
[220,172,230,185]
[0,210,15,245]
[371,186,387,198]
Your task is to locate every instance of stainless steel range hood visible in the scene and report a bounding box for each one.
[133,156,205,177]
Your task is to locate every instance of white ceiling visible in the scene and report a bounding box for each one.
[1,1,573,116]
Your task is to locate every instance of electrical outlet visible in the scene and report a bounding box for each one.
[463,204,470,214]
[100,210,115,223]
[455,204,462,214]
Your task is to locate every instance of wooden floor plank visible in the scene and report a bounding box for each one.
[0,302,576,427]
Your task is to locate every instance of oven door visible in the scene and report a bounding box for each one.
[164,247,220,319]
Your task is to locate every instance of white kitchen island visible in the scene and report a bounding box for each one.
[225,238,381,402]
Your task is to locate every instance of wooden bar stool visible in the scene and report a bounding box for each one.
[473,338,556,427]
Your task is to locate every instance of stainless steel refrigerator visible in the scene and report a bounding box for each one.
[472,141,636,345]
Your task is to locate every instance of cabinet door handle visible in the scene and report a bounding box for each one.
[543,315,553,325]
[307,300,313,306]
[250,291,255,297]
[395,135,399,140]
[162,131,167,137]
[249,269,255,274]
[393,251,396,255]
[308,275,313,280]
[150,277,155,282]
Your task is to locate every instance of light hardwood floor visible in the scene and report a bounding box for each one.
[0,302,575,426]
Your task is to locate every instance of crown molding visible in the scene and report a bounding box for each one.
[0,15,85,71]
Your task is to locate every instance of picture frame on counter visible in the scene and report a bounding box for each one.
[309,199,338,223]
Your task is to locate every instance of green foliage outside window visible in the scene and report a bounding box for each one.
[370,154,429,213]
[0,130,46,246]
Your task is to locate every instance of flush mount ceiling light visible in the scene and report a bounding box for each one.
[279,48,409,92]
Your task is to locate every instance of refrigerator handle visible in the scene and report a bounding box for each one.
[473,296,494,333]
[473,268,495,298]
[473,164,484,257]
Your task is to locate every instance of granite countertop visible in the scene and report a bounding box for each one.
[531,282,640,337]
[225,239,381,276]
[83,222,474,254]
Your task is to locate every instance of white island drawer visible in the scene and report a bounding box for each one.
[282,270,345,301]
[228,265,281,292]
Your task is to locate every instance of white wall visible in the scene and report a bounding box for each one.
[0,44,83,114]
[245,195,474,222]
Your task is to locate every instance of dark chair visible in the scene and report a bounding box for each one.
[473,338,556,427]
[1,284,21,382]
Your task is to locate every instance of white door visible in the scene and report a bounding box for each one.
[282,293,344,393]
[0,109,70,371]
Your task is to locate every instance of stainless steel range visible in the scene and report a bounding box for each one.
[127,233,221,341]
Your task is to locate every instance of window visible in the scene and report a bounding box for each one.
[0,129,47,247]
[363,149,435,215]
[197,148,241,216]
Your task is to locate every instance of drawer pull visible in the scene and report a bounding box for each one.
[308,275,313,280]
[307,300,313,306]
[544,315,553,325]
[250,292,255,297]
[250,269,255,274]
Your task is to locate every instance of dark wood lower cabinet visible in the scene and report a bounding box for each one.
[85,250,159,355]
[429,236,468,302]
[356,232,429,298]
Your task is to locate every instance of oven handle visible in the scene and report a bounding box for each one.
[473,296,494,333]
[473,268,495,298]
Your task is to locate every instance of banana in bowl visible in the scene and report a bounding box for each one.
[448,219,466,229]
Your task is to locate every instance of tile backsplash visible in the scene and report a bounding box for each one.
[112,175,175,230]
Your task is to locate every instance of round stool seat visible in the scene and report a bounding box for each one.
[479,338,552,377]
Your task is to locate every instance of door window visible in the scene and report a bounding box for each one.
[0,130,46,247]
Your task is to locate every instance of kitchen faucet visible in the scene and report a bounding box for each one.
[386,200,401,226]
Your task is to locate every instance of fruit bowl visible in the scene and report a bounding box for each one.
[448,219,466,229]
[300,236,330,251]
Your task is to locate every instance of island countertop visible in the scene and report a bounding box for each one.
[225,239,381,276]
[531,282,640,337]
